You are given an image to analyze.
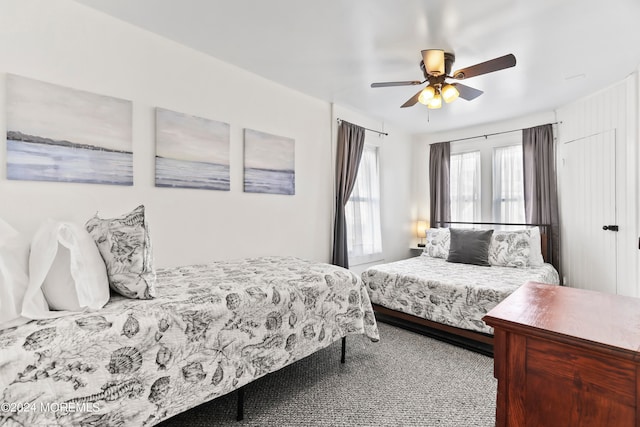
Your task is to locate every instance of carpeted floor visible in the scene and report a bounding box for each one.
[157,322,497,427]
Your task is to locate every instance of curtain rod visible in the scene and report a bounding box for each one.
[336,118,388,136]
[443,121,561,144]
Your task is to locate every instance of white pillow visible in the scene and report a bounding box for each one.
[528,227,545,267]
[0,218,31,330]
[423,228,450,258]
[22,220,110,319]
[488,229,531,268]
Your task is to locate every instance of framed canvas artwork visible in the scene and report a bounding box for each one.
[155,108,230,191]
[6,74,133,185]
[243,129,295,195]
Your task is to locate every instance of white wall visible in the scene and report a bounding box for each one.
[331,104,413,274]
[556,74,639,296]
[411,111,557,225]
[0,0,334,268]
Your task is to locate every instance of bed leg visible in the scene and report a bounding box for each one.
[341,336,346,364]
[236,386,244,421]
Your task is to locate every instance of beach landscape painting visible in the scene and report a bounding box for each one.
[243,129,295,195]
[155,108,230,191]
[6,74,133,185]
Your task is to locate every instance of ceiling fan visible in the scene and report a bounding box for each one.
[371,50,516,109]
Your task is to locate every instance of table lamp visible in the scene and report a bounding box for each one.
[416,220,429,247]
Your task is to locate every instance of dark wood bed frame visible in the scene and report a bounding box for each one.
[373,304,494,355]
[371,221,554,357]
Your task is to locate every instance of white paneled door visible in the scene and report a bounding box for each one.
[560,130,617,293]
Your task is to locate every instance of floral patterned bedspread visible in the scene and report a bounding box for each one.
[0,256,379,426]
[362,255,559,334]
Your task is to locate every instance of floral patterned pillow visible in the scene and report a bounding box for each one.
[85,205,157,299]
[423,228,450,259]
[488,229,531,268]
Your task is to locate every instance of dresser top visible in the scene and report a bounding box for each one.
[484,282,640,355]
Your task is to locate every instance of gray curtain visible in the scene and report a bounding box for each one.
[523,124,560,271]
[429,142,451,227]
[331,121,366,268]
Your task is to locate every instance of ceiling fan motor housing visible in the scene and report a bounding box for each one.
[444,52,455,75]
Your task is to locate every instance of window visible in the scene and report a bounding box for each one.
[450,151,481,223]
[492,145,525,223]
[449,138,526,227]
[345,145,383,265]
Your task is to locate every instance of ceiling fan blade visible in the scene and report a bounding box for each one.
[371,80,422,88]
[451,54,516,80]
[401,88,424,108]
[453,83,484,100]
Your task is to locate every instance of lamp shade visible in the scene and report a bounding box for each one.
[418,86,435,105]
[423,49,445,76]
[442,84,460,103]
[427,93,442,109]
[416,220,430,238]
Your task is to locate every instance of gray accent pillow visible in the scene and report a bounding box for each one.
[447,228,494,267]
[85,205,157,299]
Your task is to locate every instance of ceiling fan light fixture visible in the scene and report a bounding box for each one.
[424,49,445,76]
[442,84,460,103]
[371,50,514,109]
[418,86,436,105]
[427,93,442,109]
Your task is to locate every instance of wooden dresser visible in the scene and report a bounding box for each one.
[483,282,640,427]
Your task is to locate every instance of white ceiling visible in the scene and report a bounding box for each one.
[76,0,640,134]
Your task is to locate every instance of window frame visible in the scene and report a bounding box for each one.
[345,143,383,266]
[449,149,481,224]
[450,134,524,224]
[492,144,525,224]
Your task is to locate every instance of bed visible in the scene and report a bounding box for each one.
[361,223,559,355]
[0,256,379,426]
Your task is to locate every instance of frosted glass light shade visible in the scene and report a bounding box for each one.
[427,93,442,109]
[424,49,445,75]
[442,84,460,103]
[418,86,436,105]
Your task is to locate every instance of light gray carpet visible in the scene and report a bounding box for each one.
[158,322,497,427]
